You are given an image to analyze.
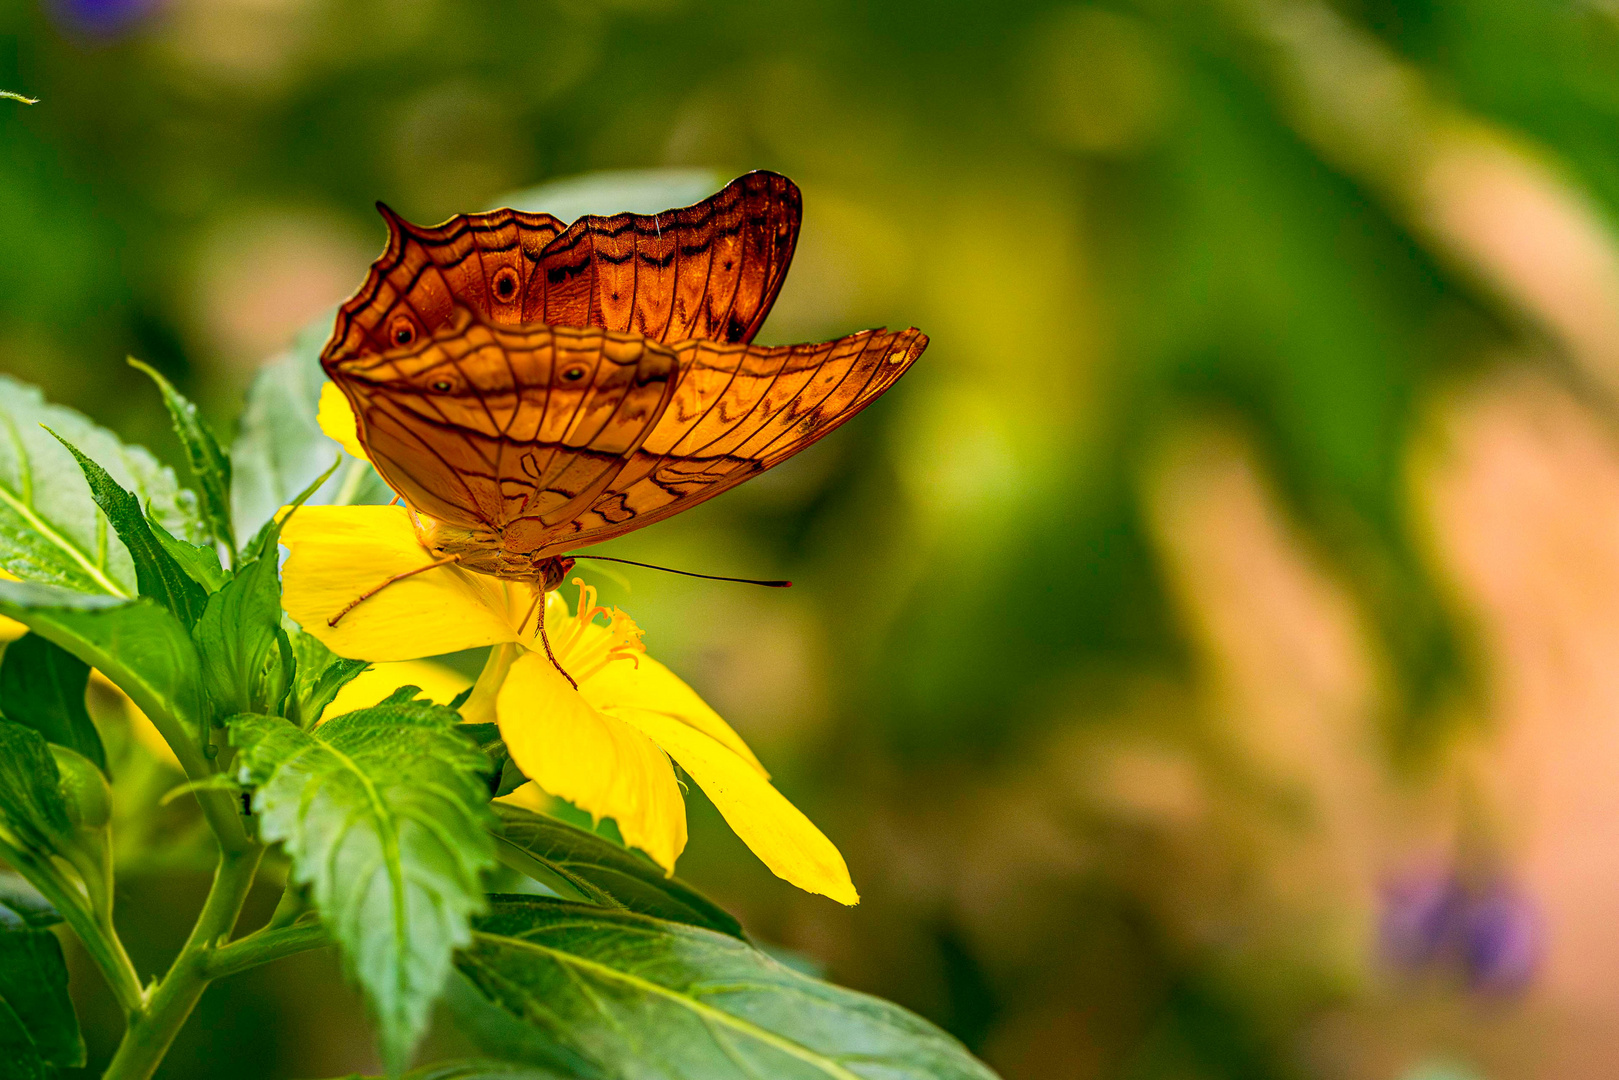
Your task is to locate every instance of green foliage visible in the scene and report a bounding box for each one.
[491,803,742,938]
[50,745,110,835]
[129,358,236,557]
[229,322,390,544]
[0,632,106,772]
[193,528,291,720]
[231,694,498,1072]
[0,721,72,857]
[146,512,228,592]
[457,896,999,1080]
[0,882,85,1077]
[399,1064,567,1080]
[285,628,368,729]
[50,430,210,629]
[0,874,60,928]
[341,1061,568,1080]
[0,580,207,734]
[0,724,110,916]
[0,375,202,596]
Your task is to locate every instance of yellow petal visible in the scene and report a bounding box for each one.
[280,504,531,660]
[317,381,369,462]
[615,707,859,905]
[498,651,686,873]
[582,655,768,777]
[322,659,471,723]
[0,568,26,641]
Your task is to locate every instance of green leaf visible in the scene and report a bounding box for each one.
[236,454,342,569]
[286,628,368,729]
[0,633,105,772]
[456,897,1001,1080]
[0,722,71,857]
[230,320,392,543]
[0,374,204,596]
[0,579,208,735]
[129,359,236,557]
[148,512,228,592]
[329,1060,570,1080]
[0,872,60,929]
[232,697,497,1073]
[490,803,742,938]
[49,430,209,629]
[193,535,290,719]
[0,878,85,1074]
[453,724,520,797]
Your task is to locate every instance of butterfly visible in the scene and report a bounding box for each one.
[319,170,928,616]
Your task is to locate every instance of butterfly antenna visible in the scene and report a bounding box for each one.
[571,555,791,588]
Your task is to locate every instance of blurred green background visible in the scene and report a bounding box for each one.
[12,0,1619,1076]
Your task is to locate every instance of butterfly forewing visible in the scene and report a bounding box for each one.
[526,171,801,344]
[532,326,928,553]
[324,172,798,376]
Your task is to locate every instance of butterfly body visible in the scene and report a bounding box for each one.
[321,171,927,596]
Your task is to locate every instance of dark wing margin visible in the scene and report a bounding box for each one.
[532,326,928,555]
[524,171,801,346]
[320,204,570,371]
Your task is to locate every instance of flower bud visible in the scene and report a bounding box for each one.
[49,744,110,834]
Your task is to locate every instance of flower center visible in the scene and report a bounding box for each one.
[546,578,644,684]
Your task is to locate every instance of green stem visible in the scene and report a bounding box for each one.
[265,880,307,930]
[102,845,264,1080]
[460,642,519,726]
[334,457,369,506]
[203,919,329,981]
[0,840,143,1016]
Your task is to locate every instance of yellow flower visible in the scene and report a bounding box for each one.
[317,381,369,462]
[0,568,28,641]
[279,503,858,904]
[323,659,471,721]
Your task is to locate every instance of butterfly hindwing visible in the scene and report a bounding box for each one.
[327,309,677,540]
[322,206,569,368]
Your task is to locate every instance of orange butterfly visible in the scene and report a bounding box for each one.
[320,171,927,619]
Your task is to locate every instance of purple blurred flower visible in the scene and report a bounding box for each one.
[1460,883,1540,994]
[1379,862,1541,996]
[1380,869,1464,968]
[47,0,162,38]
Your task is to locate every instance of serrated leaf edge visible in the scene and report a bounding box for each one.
[462,929,866,1080]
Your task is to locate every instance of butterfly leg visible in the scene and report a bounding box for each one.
[535,607,578,691]
[327,554,461,627]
